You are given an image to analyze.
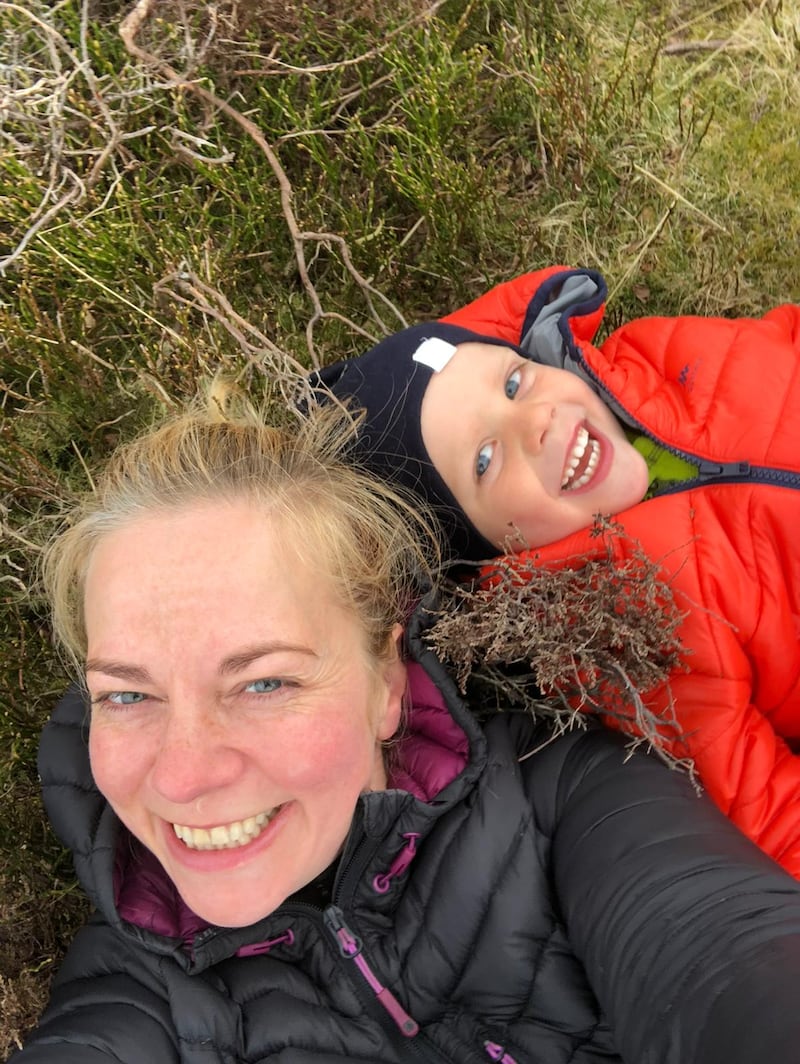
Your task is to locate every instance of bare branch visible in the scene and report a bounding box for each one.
[663,38,733,55]
[118,0,406,366]
[0,173,82,276]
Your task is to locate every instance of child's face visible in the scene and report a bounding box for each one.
[420,342,649,552]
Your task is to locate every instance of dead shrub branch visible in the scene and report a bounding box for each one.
[153,266,311,406]
[427,519,697,780]
[0,0,138,275]
[119,0,408,368]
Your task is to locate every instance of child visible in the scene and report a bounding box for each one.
[313,265,800,877]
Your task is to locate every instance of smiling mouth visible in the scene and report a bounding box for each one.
[172,806,285,850]
[561,425,601,491]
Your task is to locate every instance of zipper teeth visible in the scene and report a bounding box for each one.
[747,467,800,485]
[652,467,800,498]
[333,830,379,908]
[324,906,457,1063]
[571,341,800,491]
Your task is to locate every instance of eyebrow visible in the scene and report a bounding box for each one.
[84,660,153,683]
[85,643,317,682]
[218,642,317,676]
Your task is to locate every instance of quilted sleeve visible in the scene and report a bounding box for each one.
[8,918,180,1063]
[545,727,800,1064]
[762,302,800,348]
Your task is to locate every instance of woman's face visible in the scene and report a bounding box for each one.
[83,500,404,928]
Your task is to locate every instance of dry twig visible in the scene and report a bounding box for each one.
[0,0,140,275]
[118,0,409,367]
[663,38,733,55]
[153,266,311,407]
[427,519,697,780]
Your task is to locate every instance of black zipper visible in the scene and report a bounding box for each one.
[255,829,454,1063]
[332,828,379,910]
[330,832,457,1061]
[570,343,800,495]
[322,904,456,1064]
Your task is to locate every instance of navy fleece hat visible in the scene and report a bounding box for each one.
[308,270,608,562]
[311,321,528,563]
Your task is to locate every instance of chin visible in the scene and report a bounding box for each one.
[191,894,283,929]
[176,876,291,928]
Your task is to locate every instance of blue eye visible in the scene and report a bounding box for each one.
[245,678,283,694]
[104,691,147,706]
[505,368,522,399]
[476,443,494,478]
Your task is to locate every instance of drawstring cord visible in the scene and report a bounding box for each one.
[484,1041,518,1063]
[372,832,421,894]
[236,928,295,957]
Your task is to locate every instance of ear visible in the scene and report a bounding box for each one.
[375,623,406,741]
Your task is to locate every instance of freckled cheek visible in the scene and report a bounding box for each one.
[258,714,377,794]
[88,723,156,807]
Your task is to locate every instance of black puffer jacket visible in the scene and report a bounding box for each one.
[12,611,800,1064]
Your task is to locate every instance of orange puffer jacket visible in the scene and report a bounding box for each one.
[442,266,800,877]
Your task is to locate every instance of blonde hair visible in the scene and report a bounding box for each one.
[42,387,439,673]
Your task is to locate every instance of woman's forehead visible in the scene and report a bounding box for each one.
[84,503,318,618]
[83,485,397,685]
[83,499,376,659]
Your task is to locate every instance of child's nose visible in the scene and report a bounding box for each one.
[516,401,555,455]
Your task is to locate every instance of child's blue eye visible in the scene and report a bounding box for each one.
[476,443,494,478]
[245,678,283,694]
[505,368,522,399]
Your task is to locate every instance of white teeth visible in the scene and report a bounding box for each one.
[209,826,229,847]
[561,427,589,488]
[173,808,281,851]
[561,427,601,491]
[570,440,600,489]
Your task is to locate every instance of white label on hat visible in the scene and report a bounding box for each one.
[412,337,458,373]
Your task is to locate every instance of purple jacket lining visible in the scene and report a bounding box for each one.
[114,661,468,942]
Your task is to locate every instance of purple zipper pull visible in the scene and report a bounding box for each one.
[373,832,421,894]
[484,1041,519,1063]
[324,906,419,1037]
[236,928,295,957]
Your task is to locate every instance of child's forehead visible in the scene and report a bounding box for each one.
[439,340,524,377]
[420,343,520,422]
[456,340,519,359]
[412,336,519,376]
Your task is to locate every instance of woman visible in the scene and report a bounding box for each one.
[11,392,800,1064]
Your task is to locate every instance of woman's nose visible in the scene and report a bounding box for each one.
[148,701,246,807]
